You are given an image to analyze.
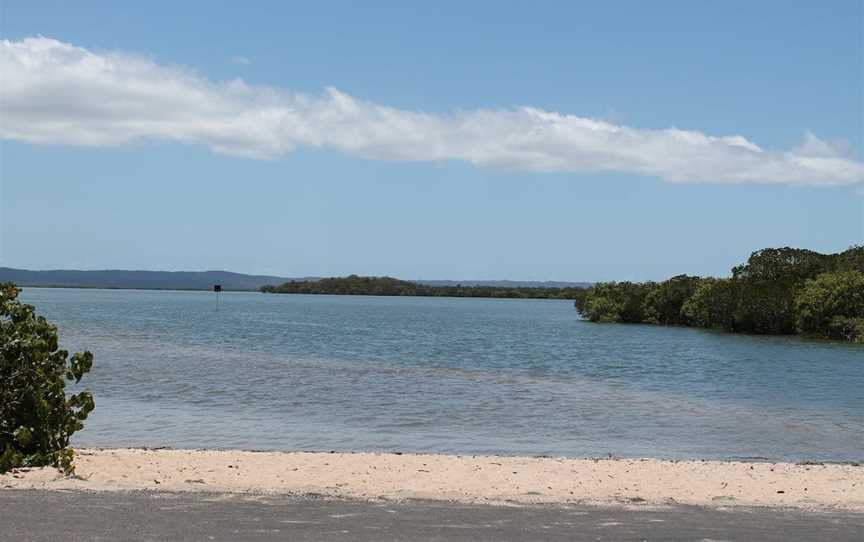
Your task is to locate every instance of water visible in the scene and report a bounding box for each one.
[18,287,864,461]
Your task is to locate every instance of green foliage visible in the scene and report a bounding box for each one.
[823,316,864,343]
[834,246,864,273]
[0,283,94,474]
[262,275,585,300]
[681,278,737,330]
[731,279,798,335]
[643,275,702,325]
[796,271,864,342]
[731,247,831,283]
[575,281,655,323]
[573,282,620,323]
[727,247,836,335]
[575,247,864,342]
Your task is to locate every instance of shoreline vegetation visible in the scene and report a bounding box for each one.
[260,246,864,343]
[0,268,590,293]
[573,247,864,343]
[2,448,861,511]
[261,275,584,299]
[0,283,94,474]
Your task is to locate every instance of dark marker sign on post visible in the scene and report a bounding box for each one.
[213,284,222,292]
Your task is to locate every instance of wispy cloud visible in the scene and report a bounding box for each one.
[1,37,861,186]
[230,55,251,65]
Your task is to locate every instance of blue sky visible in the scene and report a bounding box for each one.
[1,1,861,281]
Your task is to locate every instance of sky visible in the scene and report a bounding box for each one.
[0,1,862,282]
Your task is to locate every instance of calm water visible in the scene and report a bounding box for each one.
[19,288,864,461]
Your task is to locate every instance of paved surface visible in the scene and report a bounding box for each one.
[1,490,862,541]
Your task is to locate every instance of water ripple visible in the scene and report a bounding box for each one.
[20,288,864,461]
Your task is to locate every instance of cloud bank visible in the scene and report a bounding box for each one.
[1,37,861,186]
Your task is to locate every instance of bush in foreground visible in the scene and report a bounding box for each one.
[0,282,94,474]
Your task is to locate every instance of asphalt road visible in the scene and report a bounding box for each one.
[1,490,862,541]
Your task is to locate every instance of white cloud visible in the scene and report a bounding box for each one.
[1,37,861,186]
[230,55,251,65]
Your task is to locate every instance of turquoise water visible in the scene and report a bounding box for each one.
[19,288,864,461]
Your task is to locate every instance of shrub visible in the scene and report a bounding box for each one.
[0,283,94,473]
[732,279,798,335]
[731,247,831,283]
[834,246,864,273]
[576,247,864,342]
[825,316,864,343]
[796,271,864,342]
[682,278,739,331]
[575,281,655,323]
[643,275,702,325]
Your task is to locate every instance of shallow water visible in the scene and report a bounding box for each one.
[19,287,864,461]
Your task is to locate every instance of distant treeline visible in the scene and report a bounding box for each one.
[0,268,301,291]
[261,275,584,300]
[573,247,864,343]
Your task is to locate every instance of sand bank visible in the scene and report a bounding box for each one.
[2,448,861,511]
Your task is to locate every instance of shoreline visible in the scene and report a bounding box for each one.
[2,448,862,511]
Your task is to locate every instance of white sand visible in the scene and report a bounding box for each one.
[2,448,861,510]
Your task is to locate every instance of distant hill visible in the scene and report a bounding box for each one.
[0,268,592,292]
[0,268,306,291]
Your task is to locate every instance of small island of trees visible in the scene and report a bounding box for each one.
[261,275,584,300]
[573,247,864,343]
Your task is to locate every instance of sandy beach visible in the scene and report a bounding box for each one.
[2,448,861,511]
